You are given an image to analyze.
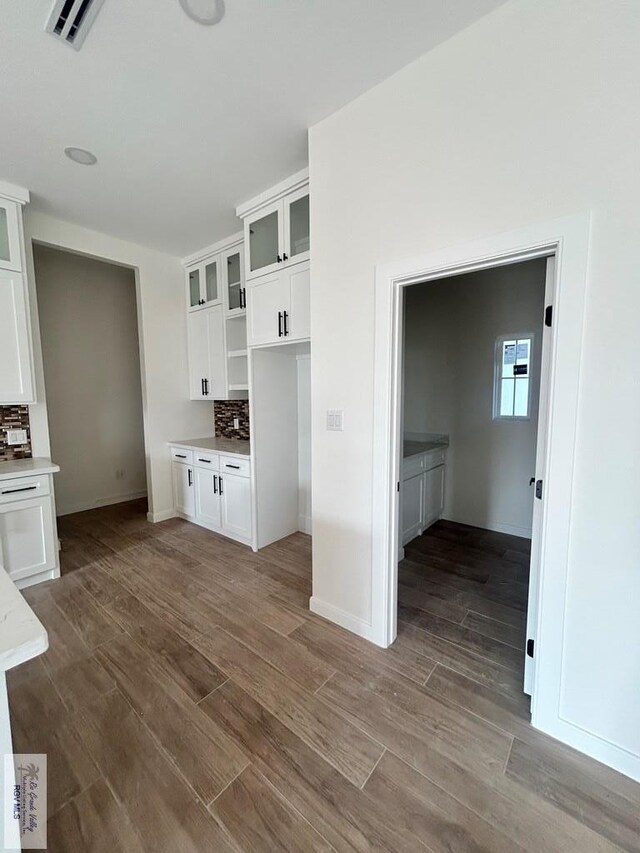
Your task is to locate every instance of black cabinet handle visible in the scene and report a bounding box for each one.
[213,474,218,494]
[188,469,193,486]
[282,252,288,261]
[283,310,289,336]
[198,458,211,463]
[225,464,240,469]
[219,476,224,495]
[203,378,209,396]
[278,311,283,337]
[277,254,282,263]
[201,378,205,396]
[241,288,246,309]
[175,454,187,459]
[1,485,38,495]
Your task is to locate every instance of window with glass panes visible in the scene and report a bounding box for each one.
[493,335,533,419]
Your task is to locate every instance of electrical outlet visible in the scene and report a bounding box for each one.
[326,409,344,431]
[6,429,27,445]
[233,417,240,430]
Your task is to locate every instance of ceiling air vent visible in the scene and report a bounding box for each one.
[46,0,106,50]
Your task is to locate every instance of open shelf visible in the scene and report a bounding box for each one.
[228,383,249,392]
[228,349,248,359]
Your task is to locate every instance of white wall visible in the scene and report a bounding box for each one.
[24,211,212,520]
[33,245,147,515]
[297,354,312,533]
[403,260,545,537]
[310,0,640,773]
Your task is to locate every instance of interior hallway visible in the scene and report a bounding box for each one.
[7,502,640,852]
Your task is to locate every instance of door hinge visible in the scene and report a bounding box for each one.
[535,479,543,500]
[527,639,535,658]
[545,305,553,327]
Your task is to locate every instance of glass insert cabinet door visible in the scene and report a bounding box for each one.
[0,208,10,264]
[248,207,280,274]
[205,259,218,303]
[0,201,21,272]
[188,268,201,308]
[287,192,310,259]
[226,250,242,311]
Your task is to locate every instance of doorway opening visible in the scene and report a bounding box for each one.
[33,243,147,519]
[399,257,551,702]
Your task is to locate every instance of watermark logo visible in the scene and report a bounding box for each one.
[3,754,47,849]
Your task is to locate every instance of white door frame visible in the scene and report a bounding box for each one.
[370,212,590,736]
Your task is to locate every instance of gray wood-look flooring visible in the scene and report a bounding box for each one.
[8,502,639,852]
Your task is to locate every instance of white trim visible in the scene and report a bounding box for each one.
[0,180,29,205]
[440,515,532,540]
[14,567,59,590]
[309,596,377,643]
[147,508,177,523]
[56,491,148,517]
[182,231,243,268]
[492,332,535,421]
[236,168,309,219]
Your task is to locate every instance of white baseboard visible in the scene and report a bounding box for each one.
[298,514,312,535]
[15,567,59,590]
[57,491,148,517]
[147,508,177,523]
[309,596,376,643]
[442,514,532,540]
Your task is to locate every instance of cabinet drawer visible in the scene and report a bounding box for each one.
[219,456,251,478]
[170,448,194,465]
[0,475,51,504]
[424,448,447,471]
[194,452,219,470]
[402,454,424,481]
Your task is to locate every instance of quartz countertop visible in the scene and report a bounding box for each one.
[403,440,449,458]
[0,568,48,672]
[0,457,60,482]
[169,437,251,458]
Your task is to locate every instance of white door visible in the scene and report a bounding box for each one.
[244,200,284,280]
[0,269,34,404]
[0,200,23,272]
[283,187,310,267]
[0,497,56,582]
[423,465,445,528]
[219,473,252,541]
[172,462,195,518]
[206,304,227,399]
[188,310,210,399]
[195,468,222,529]
[246,271,289,347]
[401,474,424,545]
[223,245,245,317]
[286,261,311,342]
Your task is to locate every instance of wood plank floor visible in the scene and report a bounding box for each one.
[8,502,639,852]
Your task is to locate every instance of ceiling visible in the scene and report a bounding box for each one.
[1,0,506,256]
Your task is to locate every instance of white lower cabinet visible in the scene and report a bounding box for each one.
[0,474,57,584]
[171,448,252,546]
[401,447,447,547]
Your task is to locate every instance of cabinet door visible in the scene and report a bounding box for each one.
[246,271,289,347]
[187,265,203,311]
[0,200,22,272]
[283,187,310,266]
[187,309,210,399]
[0,496,56,582]
[245,200,284,280]
[0,269,35,404]
[285,260,310,342]
[195,468,222,529]
[205,304,226,399]
[224,246,245,317]
[424,464,445,528]
[401,474,424,546]
[203,257,221,306]
[220,473,252,541]
[172,462,195,517]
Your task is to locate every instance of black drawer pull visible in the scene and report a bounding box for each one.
[219,476,224,495]
[1,485,38,495]
[188,469,193,487]
[225,464,240,469]
[175,454,187,459]
[198,458,211,463]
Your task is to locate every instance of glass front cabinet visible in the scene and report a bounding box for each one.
[0,199,23,273]
[186,256,220,312]
[185,237,246,317]
[242,178,310,281]
[223,243,246,317]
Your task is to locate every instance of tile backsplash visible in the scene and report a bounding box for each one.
[214,400,250,440]
[0,406,32,461]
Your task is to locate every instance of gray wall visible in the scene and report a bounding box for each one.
[34,244,147,515]
[403,259,546,537]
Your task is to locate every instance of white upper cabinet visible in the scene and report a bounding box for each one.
[0,183,35,404]
[187,303,226,400]
[186,255,221,312]
[223,243,246,317]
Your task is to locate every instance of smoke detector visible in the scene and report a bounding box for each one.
[46,0,107,50]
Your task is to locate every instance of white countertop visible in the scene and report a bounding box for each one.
[0,568,48,672]
[403,440,449,458]
[169,437,251,458]
[0,457,60,481]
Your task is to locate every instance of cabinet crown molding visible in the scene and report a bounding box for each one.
[182,230,243,268]
[0,181,30,206]
[236,168,309,220]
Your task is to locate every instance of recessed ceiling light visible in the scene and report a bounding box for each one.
[64,147,98,166]
[179,0,225,26]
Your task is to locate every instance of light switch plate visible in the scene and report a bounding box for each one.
[326,409,344,431]
[6,429,28,445]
